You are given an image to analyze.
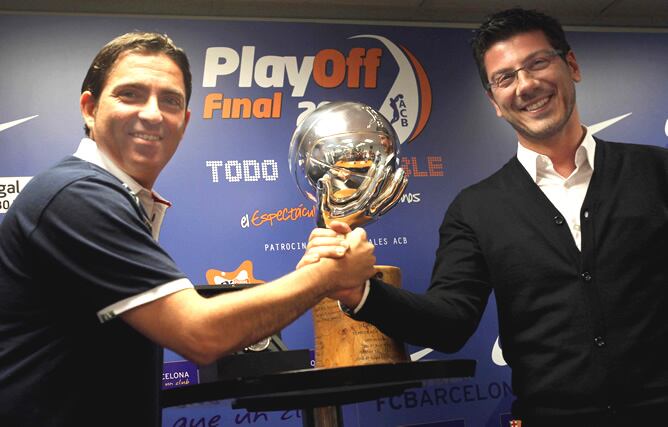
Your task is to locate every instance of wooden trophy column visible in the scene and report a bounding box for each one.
[313,265,408,368]
[311,265,408,426]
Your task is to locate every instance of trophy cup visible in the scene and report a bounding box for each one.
[289,101,409,370]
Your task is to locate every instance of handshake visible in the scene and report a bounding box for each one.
[297,221,376,309]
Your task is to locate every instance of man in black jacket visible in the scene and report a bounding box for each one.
[303,8,668,426]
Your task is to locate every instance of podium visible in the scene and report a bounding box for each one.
[163,285,476,426]
[162,359,476,426]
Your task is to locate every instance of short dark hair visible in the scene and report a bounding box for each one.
[470,8,571,90]
[81,31,192,136]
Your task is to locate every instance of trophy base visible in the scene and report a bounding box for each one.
[313,265,408,369]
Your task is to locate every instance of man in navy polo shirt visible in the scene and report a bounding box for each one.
[0,32,376,426]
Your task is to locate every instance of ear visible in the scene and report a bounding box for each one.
[565,51,581,83]
[80,91,97,135]
[183,108,191,129]
[486,90,503,118]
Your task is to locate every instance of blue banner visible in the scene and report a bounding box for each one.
[1,13,666,426]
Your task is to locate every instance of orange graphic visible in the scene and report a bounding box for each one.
[203,92,282,119]
[400,155,444,177]
[312,48,381,89]
[250,203,316,227]
[400,45,432,143]
[205,260,265,285]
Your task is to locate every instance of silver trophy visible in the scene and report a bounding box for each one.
[289,101,411,378]
[289,101,408,228]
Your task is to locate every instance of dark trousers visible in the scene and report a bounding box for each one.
[518,402,668,427]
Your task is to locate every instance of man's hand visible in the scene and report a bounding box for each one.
[334,227,376,287]
[296,221,352,269]
[329,283,367,310]
[321,226,375,310]
[328,225,374,308]
[297,220,374,309]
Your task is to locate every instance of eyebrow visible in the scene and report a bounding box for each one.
[161,89,186,101]
[113,83,185,100]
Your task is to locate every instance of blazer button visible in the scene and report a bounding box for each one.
[594,336,606,347]
[581,272,592,282]
[554,215,565,225]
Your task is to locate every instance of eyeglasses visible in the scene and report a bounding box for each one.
[486,50,563,90]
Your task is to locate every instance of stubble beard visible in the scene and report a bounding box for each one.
[509,85,577,142]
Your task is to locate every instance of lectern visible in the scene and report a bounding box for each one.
[161,284,476,427]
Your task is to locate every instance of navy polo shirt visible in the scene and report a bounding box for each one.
[0,156,187,426]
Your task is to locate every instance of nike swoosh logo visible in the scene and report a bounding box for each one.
[492,336,507,366]
[0,115,39,133]
[588,112,631,135]
[410,347,434,361]
[410,337,508,364]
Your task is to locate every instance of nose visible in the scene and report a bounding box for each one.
[138,96,163,124]
[515,69,540,96]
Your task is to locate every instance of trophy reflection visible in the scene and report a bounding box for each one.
[289,101,409,368]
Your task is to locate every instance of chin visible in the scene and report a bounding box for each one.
[513,125,554,142]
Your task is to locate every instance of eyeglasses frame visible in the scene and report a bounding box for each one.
[485,49,565,91]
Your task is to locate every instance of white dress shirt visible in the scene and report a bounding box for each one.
[516,128,596,250]
[345,127,596,314]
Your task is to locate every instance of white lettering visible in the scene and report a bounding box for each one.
[202,47,240,87]
[239,46,255,88]
[261,160,279,181]
[162,371,190,380]
[368,235,410,247]
[255,55,285,89]
[243,160,261,182]
[296,100,330,126]
[393,236,408,245]
[202,46,315,97]
[370,237,389,246]
[225,160,243,182]
[263,241,307,252]
[400,192,421,204]
[285,57,314,97]
[205,160,224,183]
[206,160,278,183]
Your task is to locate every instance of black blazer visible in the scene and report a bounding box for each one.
[355,138,668,418]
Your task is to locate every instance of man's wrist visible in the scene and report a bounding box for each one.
[338,279,371,316]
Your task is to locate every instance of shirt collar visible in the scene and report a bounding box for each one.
[516,127,596,182]
[72,138,171,206]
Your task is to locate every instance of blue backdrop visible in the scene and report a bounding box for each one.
[1,13,666,427]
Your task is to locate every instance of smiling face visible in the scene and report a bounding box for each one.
[80,51,190,189]
[484,31,581,149]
